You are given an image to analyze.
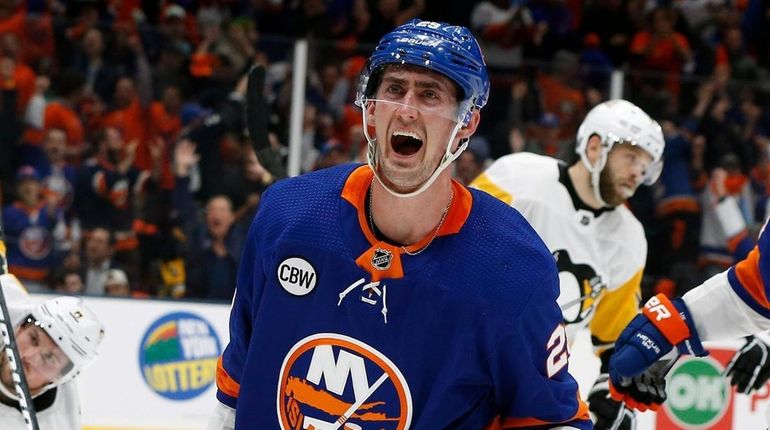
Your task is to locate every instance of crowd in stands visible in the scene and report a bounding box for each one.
[2,0,770,301]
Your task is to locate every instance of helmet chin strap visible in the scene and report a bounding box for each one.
[0,374,50,402]
[0,377,19,401]
[581,149,609,208]
[361,105,467,198]
[589,169,609,208]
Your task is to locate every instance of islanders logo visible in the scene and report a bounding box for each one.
[277,333,412,430]
[139,312,221,400]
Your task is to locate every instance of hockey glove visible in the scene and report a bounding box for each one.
[608,366,668,412]
[609,294,707,409]
[588,374,636,430]
[725,335,770,394]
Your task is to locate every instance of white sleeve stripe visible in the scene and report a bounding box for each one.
[683,271,770,341]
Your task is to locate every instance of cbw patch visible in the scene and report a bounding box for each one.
[277,333,412,430]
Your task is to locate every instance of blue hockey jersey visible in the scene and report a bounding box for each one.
[215,164,591,429]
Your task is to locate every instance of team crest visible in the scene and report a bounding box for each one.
[19,226,52,260]
[277,333,412,430]
[553,249,605,324]
[371,248,393,271]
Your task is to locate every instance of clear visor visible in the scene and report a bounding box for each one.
[606,133,663,186]
[356,97,472,125]
[356,96,471,197]
[21,318,73,383]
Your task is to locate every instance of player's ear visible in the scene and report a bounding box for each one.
[457,110,481,140]
[365,101,376,126]
[585,134,603,166]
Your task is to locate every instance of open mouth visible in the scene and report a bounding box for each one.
[391,131,423,156]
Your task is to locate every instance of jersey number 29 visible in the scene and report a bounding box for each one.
[546,325,569,378]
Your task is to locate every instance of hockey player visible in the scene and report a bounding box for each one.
[610,188,770,409]
[471,99,665,429]
[607,215,770,414]
[0,234,105,429]
[208,20,591,430]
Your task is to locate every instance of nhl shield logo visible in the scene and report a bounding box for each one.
[371,248,393,271]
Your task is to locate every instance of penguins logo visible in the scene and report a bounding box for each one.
[553,249,605,324]
[277,333,412,430]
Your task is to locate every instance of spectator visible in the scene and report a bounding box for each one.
[470,0,535,70]
[81,226,120,295]
[147,83,183,189]
[646,121,705,298]
[100,33,153,171]
[151,44,189,100]
[0,32,36,114]
[104,268,131,297]
[358,0,426,43]
[698,154,757,280]
[579,32,614,94]
[454,136,490,186]
[33,128,82,265]
[73,27,123,105]
[536,52,586,143]
[52,267,85,294]
[157,4,194,57]
[2,165,62,291]
[76,127,152,281]
[0,53,23,191]
[173,140,242,300]
[23,69,86,159]
[229,144,273,226]
[580,0,634,66]
[629,7,693,109]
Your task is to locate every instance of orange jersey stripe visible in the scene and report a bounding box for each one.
[485,393,589,429]
[733,246,770,310]
[216,356,240,399]
[340,165,473,245]
[8,265,49,281]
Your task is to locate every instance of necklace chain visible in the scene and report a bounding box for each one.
[368,183,454,256]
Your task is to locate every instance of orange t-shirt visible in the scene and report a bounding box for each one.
[629,31,690,72]
[13,61,35,113]
[22,101,85,148]
[148,101,181,189]
[101,98,149,169]
[0,10,25,40]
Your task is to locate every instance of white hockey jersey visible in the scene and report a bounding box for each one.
[0,275,81,430]
[472,153,647,350]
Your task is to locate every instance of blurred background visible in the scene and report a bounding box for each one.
[4,0,769,304]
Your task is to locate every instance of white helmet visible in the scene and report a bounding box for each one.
[576,99,664,204]
[29,296,105,389]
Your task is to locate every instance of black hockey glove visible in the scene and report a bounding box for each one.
[725,335,770,394]
[610,365,668,412]
[588,374,636,430]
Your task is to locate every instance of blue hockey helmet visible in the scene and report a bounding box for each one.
[356,19,490,124]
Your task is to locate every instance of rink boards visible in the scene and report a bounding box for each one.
[23,294,768,430]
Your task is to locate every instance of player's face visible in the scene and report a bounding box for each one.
[1,322,71,394]
[599,144,653,206]
[367,66,465,193]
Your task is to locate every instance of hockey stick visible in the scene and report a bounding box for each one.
[246,64,269,155]
[246,64,285,178]
[0,230,39,430]
[333,372,388,429]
